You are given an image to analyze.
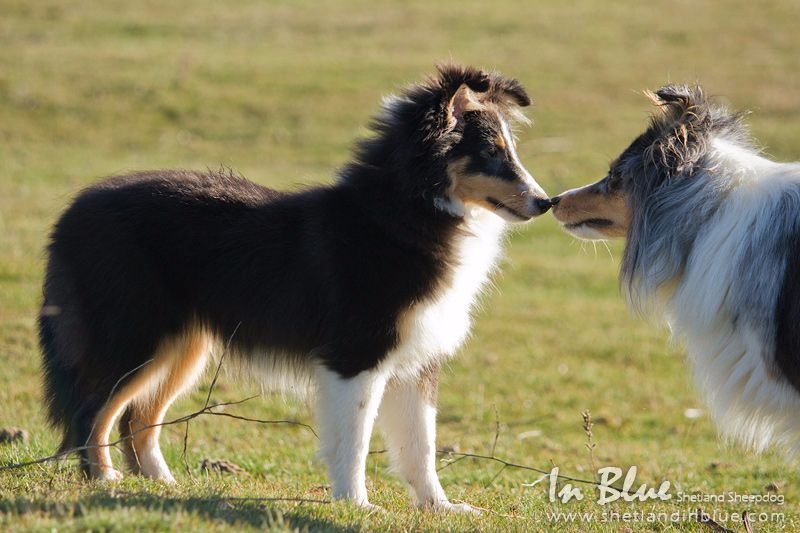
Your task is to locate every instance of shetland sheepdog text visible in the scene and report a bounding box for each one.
[39,64,550,511]
[552,85,800,456]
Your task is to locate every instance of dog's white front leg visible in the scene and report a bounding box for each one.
[315,367,387,507]
[377,367,479,513]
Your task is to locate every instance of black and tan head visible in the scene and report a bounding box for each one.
[348,64,550,222]
[551,84,746,240]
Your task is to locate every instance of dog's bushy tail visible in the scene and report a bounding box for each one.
[39,255,101,472]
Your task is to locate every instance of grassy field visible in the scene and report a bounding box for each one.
[1,0,799,530]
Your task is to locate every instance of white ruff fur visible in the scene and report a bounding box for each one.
[380,206,505,379]
[656,137,800,456]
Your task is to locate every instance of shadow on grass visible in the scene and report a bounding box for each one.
[0,493,361,532]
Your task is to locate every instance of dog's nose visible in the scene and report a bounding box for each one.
[535,198,553,214]
[549,196,560,205]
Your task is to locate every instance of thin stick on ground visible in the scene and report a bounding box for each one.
[436,450,601,488]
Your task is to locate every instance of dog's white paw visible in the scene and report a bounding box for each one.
[332,494,386,513]
[148,471,176,484]
[335,499,385,513]
[94,468,123,481]
[142,463,176,483]
[359,501,386,513]
[425,500,482,515]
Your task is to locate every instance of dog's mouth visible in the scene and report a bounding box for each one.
[565,218,614,230]
[486,197,531,221]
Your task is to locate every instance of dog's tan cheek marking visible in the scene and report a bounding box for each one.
[448,157,521,210]
[456,175,522,212]
[447,158,494,210]
[554,187,632,237]
[600,192,632,236]
[447,155,528,214]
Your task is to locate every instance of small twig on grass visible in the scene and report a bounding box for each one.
[436,453,467,473]
[222,496,330,505]
[743,511,754,533]
[108,490,331,506]
[181,420,191,477]
[484,463,507,488]
[369,421,604,489]
[436,450,601,488]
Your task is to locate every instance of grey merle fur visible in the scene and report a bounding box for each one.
[614,84,800,394]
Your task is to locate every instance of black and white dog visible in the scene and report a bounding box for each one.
[552,85,800,456]
[39,64,550,510]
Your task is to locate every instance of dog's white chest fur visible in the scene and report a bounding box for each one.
[381,208,506,380]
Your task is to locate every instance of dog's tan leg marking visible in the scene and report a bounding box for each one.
[86,358,167,481]
[87,328,209,481]
[126,332,209,482]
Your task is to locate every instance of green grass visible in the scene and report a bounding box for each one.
[2,0,799,530]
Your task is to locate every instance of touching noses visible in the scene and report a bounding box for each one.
[535,197,554,214]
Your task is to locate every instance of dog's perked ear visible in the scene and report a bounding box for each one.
[435,63,531,130]
[642,84,714,176]
[447,84,486,129]
[645,84,711,126]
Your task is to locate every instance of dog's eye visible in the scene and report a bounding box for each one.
[484,146,501,158]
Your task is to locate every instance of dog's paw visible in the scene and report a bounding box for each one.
[93,468,124,481]
[335,499,385,513]
[425,500,482,515]
[359,501,386,513]
[149,471,176,484]
[332,494,386,513]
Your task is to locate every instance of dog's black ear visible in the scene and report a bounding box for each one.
[495,78,531,107]
[435,63,491,94]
